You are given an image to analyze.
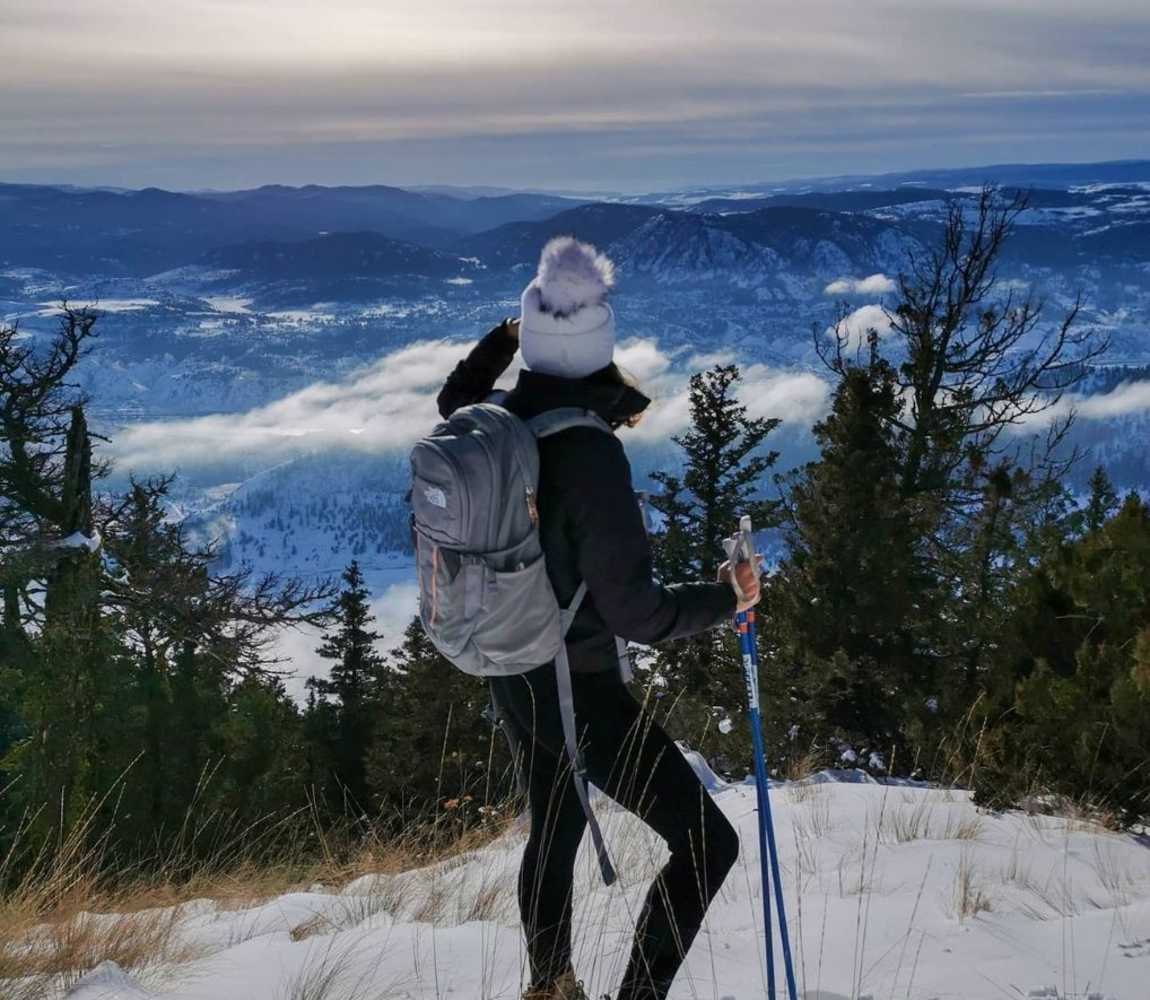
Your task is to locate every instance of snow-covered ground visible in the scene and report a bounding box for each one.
[42,766,1150,999]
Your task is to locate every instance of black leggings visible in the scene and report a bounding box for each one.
[490,666,739,1000]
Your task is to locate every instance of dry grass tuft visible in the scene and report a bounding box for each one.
[792,788,833,840]
[0,785,519,997]
[460,867,517,924]
[783,753,824,801]
[837,847,873,897]
[881,798,934,843]
[951,848,993,921]
[878,796,984,844]
[276,937,411,1000]
[1019,790,1121,835]
[1090,840,1142,908]
[943,811,984,841]
[0,903,205,998]
[0,795,206,996]
[291,914,333,943]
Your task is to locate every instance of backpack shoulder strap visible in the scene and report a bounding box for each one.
[555,580,616,885]
[527,407,613,440]
[560,580,589,634]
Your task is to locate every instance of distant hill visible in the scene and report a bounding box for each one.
[0,182,583,276]
[455,201,920,287]
[193,231,481,303]
[455,203,660,268]
[0,184,291,275]
[1,159,1147,295]
[707,159,1150,198]
[684,188,955,215]
[611,206,922,287]
[201,185,582,239]
[203,231,474,280]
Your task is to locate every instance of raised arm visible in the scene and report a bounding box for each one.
[437,320,519,419]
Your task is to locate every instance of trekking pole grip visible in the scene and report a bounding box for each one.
[722,515,757,606]
[736,514,754,567]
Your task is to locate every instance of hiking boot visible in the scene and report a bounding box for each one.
[522,968,589,1000]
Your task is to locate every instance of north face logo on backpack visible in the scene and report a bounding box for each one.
[423,484,447,509]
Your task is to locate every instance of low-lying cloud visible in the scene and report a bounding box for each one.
[1024,378,1150,429]
[114,328,1145,480]
[113,339,474,471]
[113,337,831,472]
[825,304,896,350]
[1074,380,1150,420]
[824,274,897,296]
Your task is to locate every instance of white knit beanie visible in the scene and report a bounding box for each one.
[519,236,616,379]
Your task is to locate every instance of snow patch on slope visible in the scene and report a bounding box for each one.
[15,769,1148,1000]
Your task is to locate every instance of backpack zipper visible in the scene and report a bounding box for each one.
[471,425,500,554]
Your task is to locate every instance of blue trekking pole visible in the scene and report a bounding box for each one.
[726,516,798,1000]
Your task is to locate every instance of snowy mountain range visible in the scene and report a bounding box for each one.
[2,159,1148,658]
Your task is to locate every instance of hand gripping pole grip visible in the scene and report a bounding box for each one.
[722,515,756,602]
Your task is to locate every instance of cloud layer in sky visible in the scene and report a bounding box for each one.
[1025,379,1150,430]
[112,324,1150,477]
[826,303,895,350]
[825,274,897,296]
[110,337,831,473]
[2,1,1147,190]
[112,339,466,470]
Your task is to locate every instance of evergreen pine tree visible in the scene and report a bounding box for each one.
[769,355,932,766]
[1084,465,1119,533]
[805,191,1105,768]
[307,561,387,811]
[366,617,506,830]
[217,673,307,820]
[20,405,108,833]
[971,493,1150,823]
[647,364,780,767]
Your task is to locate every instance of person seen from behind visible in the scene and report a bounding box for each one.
[436,237,761,1000]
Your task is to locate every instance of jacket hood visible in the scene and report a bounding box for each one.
[508,368,651,428]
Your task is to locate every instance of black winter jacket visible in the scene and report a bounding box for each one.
[437,323,736,674]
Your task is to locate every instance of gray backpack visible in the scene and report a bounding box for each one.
[409,402,618,883]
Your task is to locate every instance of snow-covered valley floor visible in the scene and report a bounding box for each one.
[32,766,1150,1000]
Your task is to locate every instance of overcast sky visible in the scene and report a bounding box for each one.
[2,0,1147,192]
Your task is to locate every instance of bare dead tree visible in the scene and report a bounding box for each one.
[3,309,335,664]
[812,187,1111,701]
[100,479,338,679]
[0,306,100,529]
[818,187,1109,506]
[1,307,103,646]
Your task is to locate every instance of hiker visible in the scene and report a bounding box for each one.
[435,237,761,1000]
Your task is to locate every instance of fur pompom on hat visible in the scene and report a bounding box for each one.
[534,236,614,316]
[520,236,617,379]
